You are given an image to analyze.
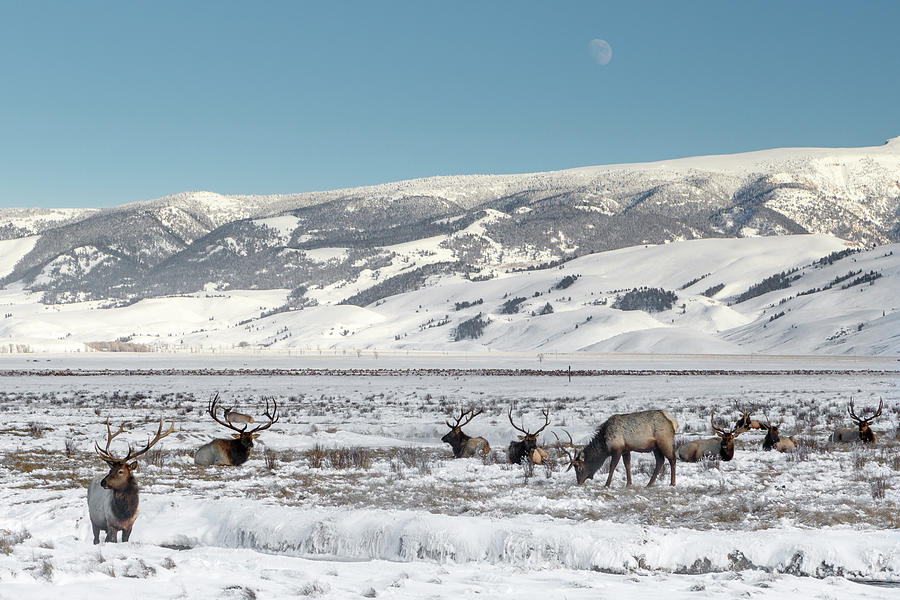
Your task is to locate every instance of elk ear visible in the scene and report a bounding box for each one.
[128,462,138,471]
[232,433,242,439]
[517,435,527,441]
[251,434,260,439]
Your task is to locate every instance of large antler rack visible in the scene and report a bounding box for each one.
[848,397,883,424]
[208,394,278,435]
[95,416,175,464]
[446,407,482,430]
[552,429,578,469]
[508,406,550,438]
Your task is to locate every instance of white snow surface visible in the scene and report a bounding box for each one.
[0,368,898,598]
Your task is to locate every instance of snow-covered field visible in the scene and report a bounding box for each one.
[1,360,898,598]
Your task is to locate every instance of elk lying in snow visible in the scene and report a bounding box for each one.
[506,407,551,464]
[734,408,765,432]
[830,398,883,444]
[194,395,279,466]
[223,406,254,424]
[677,412,743,462]
[441,407,491,459]
[761,416,797,452]
[88,417,175,544]
[557,409,678,487]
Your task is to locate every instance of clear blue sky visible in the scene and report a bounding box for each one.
[1,1,898,208]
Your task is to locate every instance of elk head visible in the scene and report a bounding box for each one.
[848,397,883,443]
[554,430,589,484]
[734,405,762,432]
[507,406,550,464]
[208,394,278,451]
[441,407,482,454]
[761,414,783,451]
[94,417,175,490]
[710,411,742,460]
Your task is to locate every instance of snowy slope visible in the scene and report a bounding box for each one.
[1,234,897,356]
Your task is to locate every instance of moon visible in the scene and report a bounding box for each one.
[589,39,612,65]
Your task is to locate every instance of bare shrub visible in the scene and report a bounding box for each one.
[327,447,372,470]
[145,447,167,468]
[264,448,278,471]
[394,447,432,475]
[299,580,330,596]
[870,476,890,500]
[0,529,30,555]
[305,445,326,469]
[27,422,45,438]
[64,438,77,458]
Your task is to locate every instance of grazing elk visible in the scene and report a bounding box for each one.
[556,409,678,487]
[441,407,491,459]
[830,398,883,444]
[194,395,279,466]
[506,407,551,464]
[761,415,797,452]
[224,406,254,424]
[677,412,744,462]
[88,417,175,544]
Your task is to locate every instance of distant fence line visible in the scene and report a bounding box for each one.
[0,368,894,377]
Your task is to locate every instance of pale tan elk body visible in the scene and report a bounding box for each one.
[224,407,254,424]
[831,398,883,444]
[195,395,278,466]
[558,410,678,487]
[441,408,491,458]
[88,417,175,544]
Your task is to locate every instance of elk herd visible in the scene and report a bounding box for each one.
[88,394,889,544]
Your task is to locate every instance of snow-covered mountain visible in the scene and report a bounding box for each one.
[1,234,897,356]
[1,138,899,355]
[2,137,899,304]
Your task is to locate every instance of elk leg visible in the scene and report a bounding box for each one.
[106,528,118,543]
[605,451,622,487]
[92,524,101,545]
[622,451,632,486]
[647,448,664,487]
[122,527,132,542]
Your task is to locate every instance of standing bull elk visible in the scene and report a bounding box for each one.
[506,407,550,464]
[88,417,175,544]
[441,407,491,459]
[194,395,279,466]
[677,411,744,462]
[557,409,678,487]
[831,398,883,444]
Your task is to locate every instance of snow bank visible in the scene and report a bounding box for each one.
[132,498,899,580]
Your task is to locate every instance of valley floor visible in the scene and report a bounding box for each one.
[0,357,898,598]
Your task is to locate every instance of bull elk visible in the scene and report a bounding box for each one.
[194,395,279,466]
[506,407,551,464]
[677,411,743,462]
[831,398,883,444]
[88,417,175,544]
[441,407,491,459]
[761,415,797,452]
[734,408,765,432]
[557,409,678,487]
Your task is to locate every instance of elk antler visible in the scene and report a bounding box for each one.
[245,398,278,434]
[446,407,482,429]
[508,406,550,438]
[553,430,578,470]
[711,411,741,438]
[849,397,883,424]
[94,417,175,464]
[95,418,127,463]
[208,394,250,433]
[121,417,176,463]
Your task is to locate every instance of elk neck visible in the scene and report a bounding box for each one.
[109,478,139,521]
